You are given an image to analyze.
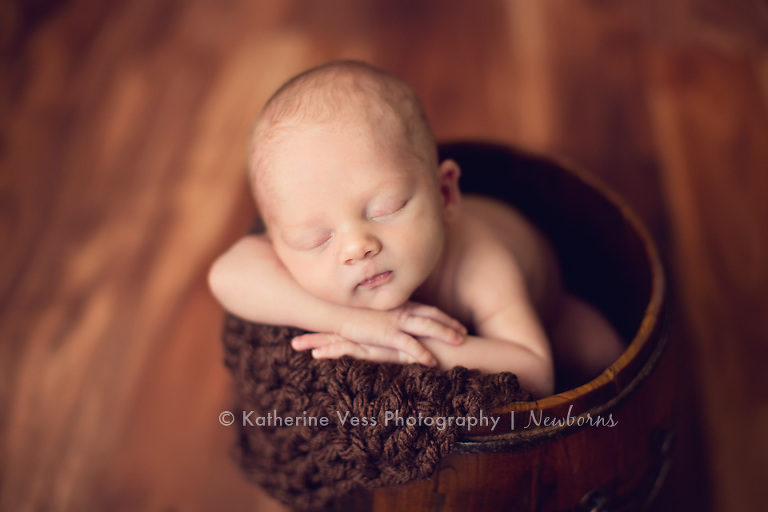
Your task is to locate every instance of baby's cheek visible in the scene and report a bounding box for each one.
[304,268,351,305]
[407,223,442,261]
[282,258,323,292]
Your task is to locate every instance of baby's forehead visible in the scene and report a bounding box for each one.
[258,129,419,187]
[254,114,417,176]
[254,132,428,216]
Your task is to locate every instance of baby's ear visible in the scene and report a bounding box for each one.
[437,159,462,222]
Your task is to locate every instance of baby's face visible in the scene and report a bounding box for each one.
[257,121,447,310]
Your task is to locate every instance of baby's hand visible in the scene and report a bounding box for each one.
[291,334,425,366]
[292,302,466,366]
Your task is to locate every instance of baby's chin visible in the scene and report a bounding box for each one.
[326,290,411,312]
[362,296,410,311]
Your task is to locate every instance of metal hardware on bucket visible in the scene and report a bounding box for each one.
[578,428,676,512]
[580,489,609,512]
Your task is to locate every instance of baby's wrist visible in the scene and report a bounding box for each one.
[336,305,384,342]
[334,305,364,338]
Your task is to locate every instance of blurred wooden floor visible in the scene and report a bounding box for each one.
[2,0,768,510]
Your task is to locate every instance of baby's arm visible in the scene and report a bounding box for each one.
[297,245,554,397]
[420,314,554,398]
[208,235,466,366]
[437,238,554,397]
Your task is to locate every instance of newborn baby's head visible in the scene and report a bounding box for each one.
[248,61,460,310]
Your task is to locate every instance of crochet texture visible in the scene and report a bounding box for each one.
[222,314,530,510]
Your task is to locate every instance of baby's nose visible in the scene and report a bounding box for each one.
[342,232,382,265]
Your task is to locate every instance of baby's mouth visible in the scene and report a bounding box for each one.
[357,271,393,290]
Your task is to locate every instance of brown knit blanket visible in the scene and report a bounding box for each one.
[221,313,530,511]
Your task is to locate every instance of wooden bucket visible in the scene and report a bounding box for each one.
[347,142,672,511]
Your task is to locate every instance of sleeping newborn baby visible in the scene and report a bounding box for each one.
[208,60,624,398]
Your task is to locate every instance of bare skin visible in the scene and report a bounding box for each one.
[209,62,624,398]
[209,161,624,398]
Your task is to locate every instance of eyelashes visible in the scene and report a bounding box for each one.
[288,198,410,251]
[308,235,332,250]
[285,232,331,251]
[370,199,409,220]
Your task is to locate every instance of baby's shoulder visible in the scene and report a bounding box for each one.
[457,195,543,251]
[449,194,559,312]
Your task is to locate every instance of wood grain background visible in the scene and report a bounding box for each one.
[2,0,767,510]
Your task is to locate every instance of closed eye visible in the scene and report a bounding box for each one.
[307,234,332,250]
[370,199,409,220]
[285,232,332,251]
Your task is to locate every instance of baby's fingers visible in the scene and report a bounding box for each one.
[311,339,362,359]
[316,341,424,366]
[403,303,467,339]
[292,334,360,359]
[293,334,435,367]
[292,333,340,350]
[400,312,465,346]
[385,332,437,367]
